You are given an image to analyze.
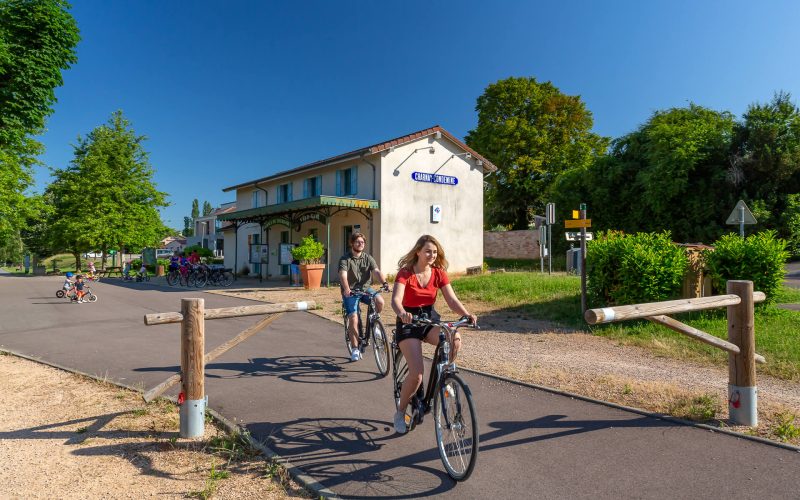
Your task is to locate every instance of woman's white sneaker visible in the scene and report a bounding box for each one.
[393,410,407,434]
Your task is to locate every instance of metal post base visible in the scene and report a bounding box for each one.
[728,385,757,427]
[180,396,207,438]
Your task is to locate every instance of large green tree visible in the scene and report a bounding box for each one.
[0,0,79,244]
[466,77,608,229]
[49,111,168,269]
[552,104,738,243]
[202,200,213,216]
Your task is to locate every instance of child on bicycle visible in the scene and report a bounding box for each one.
[339,232,389,362]
[74,275,86,303]
[390,234,476,434]
[62,272,75,293]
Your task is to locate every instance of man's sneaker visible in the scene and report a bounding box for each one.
[393,410,407,434]
[350,349,360,362]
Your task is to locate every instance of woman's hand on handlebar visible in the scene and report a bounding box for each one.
[400,311,414,324]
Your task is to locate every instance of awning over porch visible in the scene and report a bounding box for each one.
[217,195,379,225]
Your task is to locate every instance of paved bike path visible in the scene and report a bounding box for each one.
[1,275,799,499]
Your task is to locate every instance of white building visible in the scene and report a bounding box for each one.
[218,125,497,284]
[186,202,237,258]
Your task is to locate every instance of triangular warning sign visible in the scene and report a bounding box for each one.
[726,200,757,225]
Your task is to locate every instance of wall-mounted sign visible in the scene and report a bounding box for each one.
[411,172,458,186]
[264,217,291,229]
[431,204,442,223]
[297,212,327,225]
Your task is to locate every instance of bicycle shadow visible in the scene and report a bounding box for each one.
[247,416,455,499]
[134,355,385,384]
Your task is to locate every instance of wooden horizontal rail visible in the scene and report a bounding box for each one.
[584,292,766,325]
[646,315,765,364]
[144,300,315,325]
[143,313,281,402]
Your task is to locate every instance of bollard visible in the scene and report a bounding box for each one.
[180,298,205,437]
[727,280,757,426]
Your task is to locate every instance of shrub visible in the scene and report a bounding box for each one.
[704,231,788,302]
[291,235,324,264]
[183,245,214,259]
[587,231,688,306]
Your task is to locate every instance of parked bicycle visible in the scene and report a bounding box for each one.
[392,314,479,481]
[344,289,390,377]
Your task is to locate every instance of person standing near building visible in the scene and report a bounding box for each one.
[339,232,389,362]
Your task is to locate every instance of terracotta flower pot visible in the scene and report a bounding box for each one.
[300,263,325,290]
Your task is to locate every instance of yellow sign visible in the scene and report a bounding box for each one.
[572,210,580,219]
[565,219,591,228]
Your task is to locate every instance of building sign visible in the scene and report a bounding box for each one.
[297,212,326,225]
[264,217,291,229]
[411,171,459,186]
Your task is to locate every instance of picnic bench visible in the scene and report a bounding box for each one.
[101,266,123,277]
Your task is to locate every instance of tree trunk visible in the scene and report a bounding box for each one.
[72,251,82,272]
[101,248,107,270]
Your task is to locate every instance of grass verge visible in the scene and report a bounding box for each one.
[451,271,800,381]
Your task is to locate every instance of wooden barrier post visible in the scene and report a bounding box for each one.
[180,298,206,438]
[727,280,757,426]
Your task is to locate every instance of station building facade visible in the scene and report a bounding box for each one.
[218,125,497,285]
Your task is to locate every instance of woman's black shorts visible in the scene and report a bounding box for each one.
[395,305,440,344]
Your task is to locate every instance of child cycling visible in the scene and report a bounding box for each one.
[74,275,87,303]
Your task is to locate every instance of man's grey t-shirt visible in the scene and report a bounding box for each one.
[338,252,377,290]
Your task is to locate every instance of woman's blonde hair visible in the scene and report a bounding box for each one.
[397,234,449,271]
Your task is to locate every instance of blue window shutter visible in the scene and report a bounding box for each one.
[350,166,358,196]
[288,182,293,201]
[336,170,342,196]
[303,179,309,198]
[316,175,322,196]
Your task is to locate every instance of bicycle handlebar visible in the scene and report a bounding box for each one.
[410,314,479,330]
[349,287,390,297]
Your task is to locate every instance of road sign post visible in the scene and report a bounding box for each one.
[726,200,757,237]
[580,203,587,314]
[546,203,555,275]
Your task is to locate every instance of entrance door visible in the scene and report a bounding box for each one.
[280,231,289,276]
[342,225,353,255]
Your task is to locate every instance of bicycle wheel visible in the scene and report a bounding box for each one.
[56,290,65,298]
[393,347,408,411]
[194,270,208,287]
[187,272,197,287]
[433,373,478,481]
[219,271,234,287]
[166,271,178,286]
[86,292,98,303]
[344,309,357,357]
[371,320,390,377]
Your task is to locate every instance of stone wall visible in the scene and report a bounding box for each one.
[483,230,541,259]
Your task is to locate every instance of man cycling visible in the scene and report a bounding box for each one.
[339,232,389,362]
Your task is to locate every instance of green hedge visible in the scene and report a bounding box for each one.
[704,231,788,302]
[587,231,688,306]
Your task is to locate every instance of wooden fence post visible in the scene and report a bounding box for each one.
[727,280,757,426]
[180,298,205,438]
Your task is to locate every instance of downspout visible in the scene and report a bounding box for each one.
[362,154,378,260]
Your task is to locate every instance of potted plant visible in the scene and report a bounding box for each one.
[291,235,326,290]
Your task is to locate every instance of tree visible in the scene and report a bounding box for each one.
[466,77,608,229]
[0,0,79,244]
[191,199,199,218]
[552,104,738,243]
[183,216,194,237]
[202,200,213,216]
[49,111,168,269]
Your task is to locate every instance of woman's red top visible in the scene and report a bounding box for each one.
[395,266,450,307]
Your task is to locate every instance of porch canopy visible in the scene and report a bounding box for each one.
[217,195,379,286]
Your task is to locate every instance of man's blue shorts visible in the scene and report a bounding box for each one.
[342,287,377,316]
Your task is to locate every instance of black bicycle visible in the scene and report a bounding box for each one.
[343,289,390,377]
[393,314,479,481]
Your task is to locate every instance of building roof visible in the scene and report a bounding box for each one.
[222,125,497,192]
[217,195,379,224]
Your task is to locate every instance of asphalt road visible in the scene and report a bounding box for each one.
[1,274,799,499]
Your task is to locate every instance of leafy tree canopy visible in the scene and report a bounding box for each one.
[466,76,608,229]
[0,0,79,244]
[48,111,169,267]
[202,200,213,216]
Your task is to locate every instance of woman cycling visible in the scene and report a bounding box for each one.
[390,234,477,434]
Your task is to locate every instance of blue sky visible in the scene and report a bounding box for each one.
[35,0,800,230]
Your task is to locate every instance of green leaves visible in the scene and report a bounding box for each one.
[703,231,789,302]
[587,231,688,306]
[466,77,608,229]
